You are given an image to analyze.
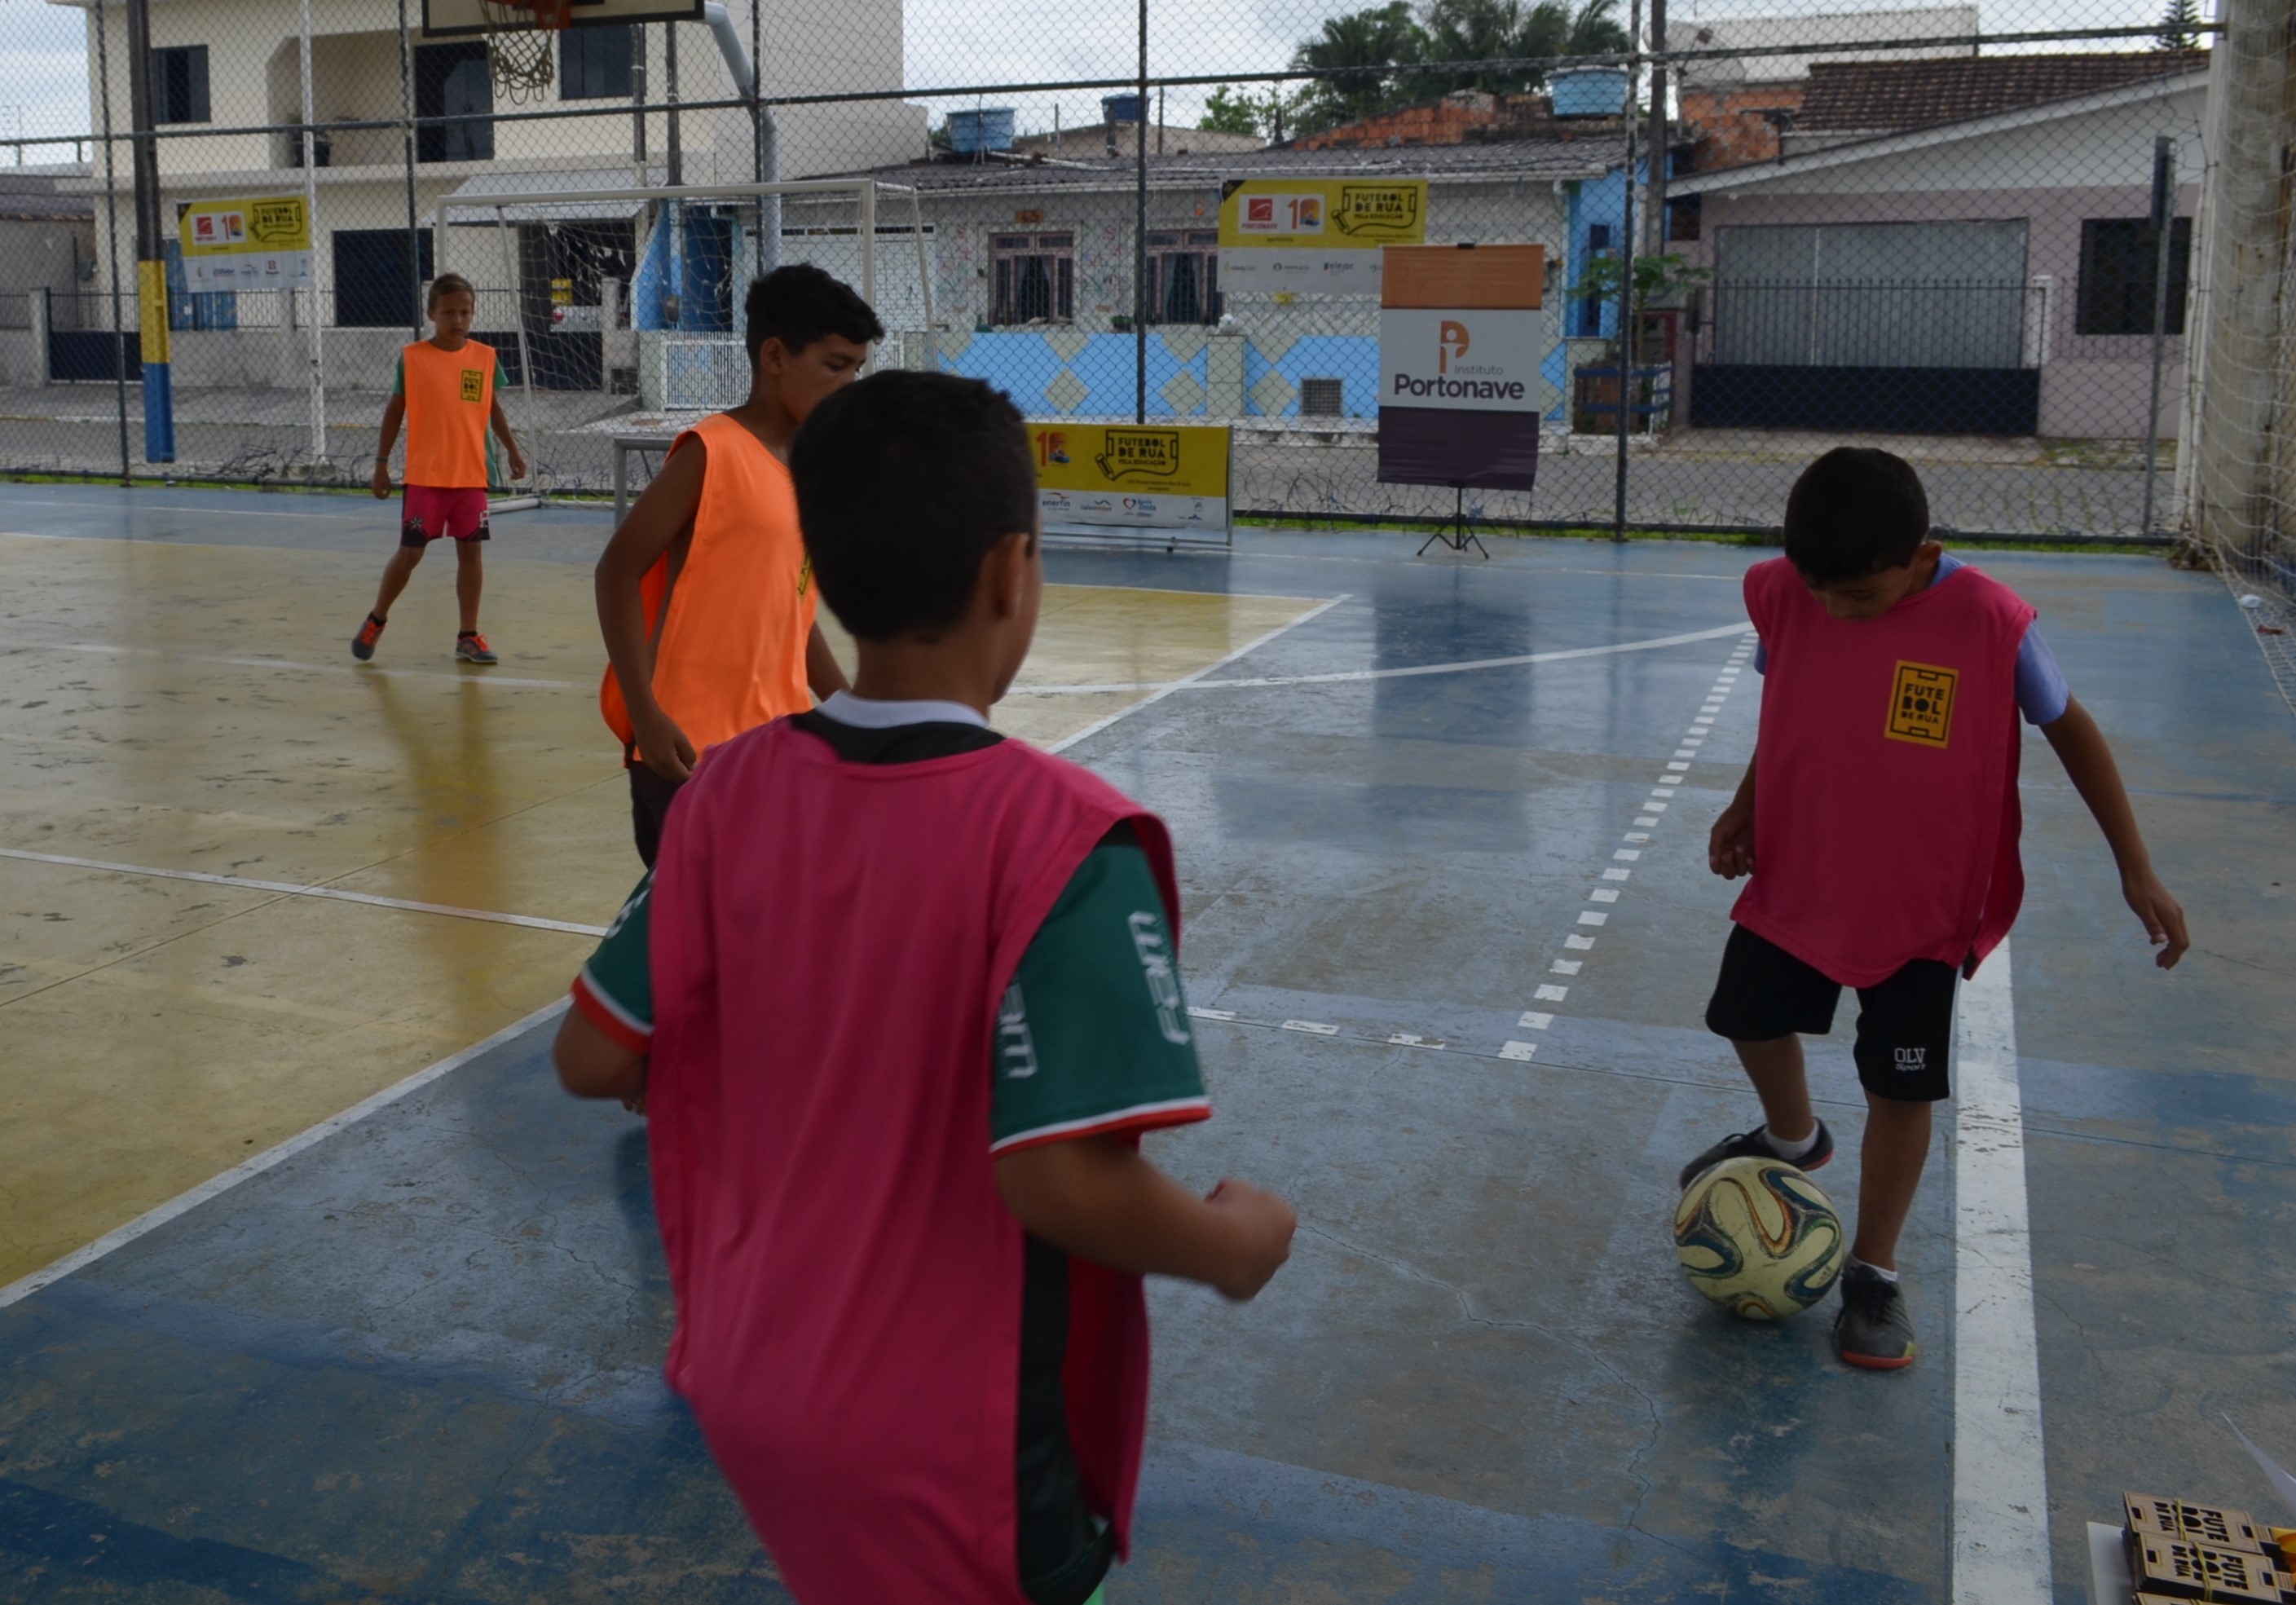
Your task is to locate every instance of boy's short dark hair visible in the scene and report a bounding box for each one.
[426,272,474,308]
[745,265,884,367]
[791,372,1037,642]
[1782,448,1932,585]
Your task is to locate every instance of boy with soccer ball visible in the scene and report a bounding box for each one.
[1687,448,2188,1369]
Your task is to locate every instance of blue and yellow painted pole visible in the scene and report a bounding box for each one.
[137,258,174,462]
[124,0,174,464]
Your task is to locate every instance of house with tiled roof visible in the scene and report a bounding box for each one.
[799,130,1631,421]
[1662,49,2208,440]
[1668,6,1979,171]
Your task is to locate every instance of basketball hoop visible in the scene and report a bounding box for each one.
[478,0,571,104]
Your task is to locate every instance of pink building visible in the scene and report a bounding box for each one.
[1664,52,2209,440]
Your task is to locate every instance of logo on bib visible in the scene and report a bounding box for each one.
[1886,661,1958,747]
[460,368,485,403]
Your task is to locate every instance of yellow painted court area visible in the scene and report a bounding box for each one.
[0,529,1318,1287]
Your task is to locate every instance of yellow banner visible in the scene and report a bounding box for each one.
[179,195,312,258]
[1218,178,1428,252]
[1031,424,1229,498]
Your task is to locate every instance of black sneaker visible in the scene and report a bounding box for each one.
[1833,1264,1916,1370]
[1677,1119,1834,1190]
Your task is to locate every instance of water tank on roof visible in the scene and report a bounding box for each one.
[1101,93,1145,125]
[947,108,1016,153]
[1550,68,1629,117]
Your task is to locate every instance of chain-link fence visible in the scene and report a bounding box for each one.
[0,0,2281,545]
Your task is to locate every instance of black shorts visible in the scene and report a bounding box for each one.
[1704,924,1956,1103]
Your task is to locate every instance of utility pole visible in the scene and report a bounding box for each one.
[123,0,173,462]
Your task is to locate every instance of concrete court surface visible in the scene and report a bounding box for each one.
[0,483,2291,1603]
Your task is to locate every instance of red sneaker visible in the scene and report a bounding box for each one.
[455,633,498,665]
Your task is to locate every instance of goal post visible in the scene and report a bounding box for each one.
[435,177,936,416]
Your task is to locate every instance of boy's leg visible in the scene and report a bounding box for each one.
[628,763,682,868]
[1686,925,1841,1185]
[371,541,425,621]
[454,540,483,634]
[1832,957,1955,1369]
[1731,1034,1815,1144]
[1849,1094,1933,1271]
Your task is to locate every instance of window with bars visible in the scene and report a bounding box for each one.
[991,233,1075,324]
[1145,230,1221,325]
[559,27,635,101]
[152,46,210,125]
[2076,218,2192,337]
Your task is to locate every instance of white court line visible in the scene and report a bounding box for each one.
[1952,939,2053,1605]
[1044,593,1351,753]
[0,637,581,690]
[1008,620,1752,696]
[0,998,573,1310]
[0,847,610,937]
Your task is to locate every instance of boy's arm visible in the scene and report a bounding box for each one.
[597,441,709,781]
[372,395,405,498]
[1708,760,1756,878]
[554,868,656,1109]
[2041,694,2188,968]
[553,1005,647,1105]
[489,395,528,483]
[995,1137,1293,1300]
[805,622,850,700]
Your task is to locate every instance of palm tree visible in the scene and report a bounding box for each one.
[1421,0,1628,97]
[1293,2,1430,133]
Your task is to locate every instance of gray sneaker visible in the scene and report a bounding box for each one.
[454,633,498,665]
[1833,1264,1916,1370]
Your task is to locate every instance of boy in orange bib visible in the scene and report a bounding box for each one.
[596,265,880,866]
[354,273,527,666]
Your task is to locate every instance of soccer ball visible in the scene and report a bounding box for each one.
[1672,1156,1844,1320]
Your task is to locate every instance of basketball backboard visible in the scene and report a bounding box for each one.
[421,0,701,36]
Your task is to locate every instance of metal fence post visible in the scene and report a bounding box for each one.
[92,0,131,483]
[399,0,422,340]
[1612,0,1642,543]
[2139,134,2175,537]
[124,0,174,464]
[298,0,327,465]
[1134,0,1148,426]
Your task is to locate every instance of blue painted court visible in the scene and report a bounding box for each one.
[2,483,2291,1602]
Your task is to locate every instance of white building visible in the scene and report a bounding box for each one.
[50,0,923,386]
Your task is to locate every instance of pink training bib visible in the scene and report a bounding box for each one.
[1732,556,2035,988]
[646,718,1177,1604]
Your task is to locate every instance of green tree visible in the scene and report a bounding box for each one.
[2153,0,2201,50]
[1291,2,1430,134]
[1201,86,1263,135]
[1424,0,1628,96]
[1569,252,1710,355]
[1200,83,1311,140]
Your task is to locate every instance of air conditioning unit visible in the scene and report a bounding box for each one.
[1299,377,1345,417]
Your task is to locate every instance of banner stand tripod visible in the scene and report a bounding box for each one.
[1417,487,1490,559]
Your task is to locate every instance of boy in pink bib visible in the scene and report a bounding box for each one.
[552,372,1296,1603]
[1686,448,2188,1370]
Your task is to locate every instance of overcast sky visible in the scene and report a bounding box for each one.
[2,0,2181,153]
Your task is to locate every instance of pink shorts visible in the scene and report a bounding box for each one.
[400,485,491,548]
